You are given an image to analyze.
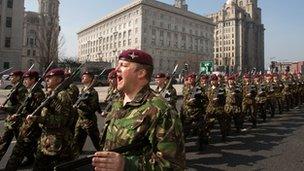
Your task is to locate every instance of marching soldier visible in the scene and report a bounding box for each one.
[225,76,243,133]
[154,73,178,108]
[281,74,292,111]
[204,75,227,142]
[92,49,185,170]
[264,74,276,117]
[101,69,120,117]
[73,71,101,156]
[242,74,257,128]
[273,73,284,114]
[5,71,45,170]
[296,73,304,105]
[254,75,267,122]
[0,71,27,161]
[26,68,77,171]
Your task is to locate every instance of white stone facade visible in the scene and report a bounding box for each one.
[77,0,214,73]
[0,0,24,70]
[208,0,265,72]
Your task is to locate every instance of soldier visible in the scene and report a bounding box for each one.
[101,69,120,117]
[204,75,227,142]
[296,73,304,105]
[181,73,205,140]
[273,73,284,114]
[64,69,80,104]
[0,71,27,161]
[5,71,45,170]
[254,75,267,121]
[242,74,257,128]
[26,68,77,171]
[73,71,101,156]
[154,73,178,108]
[92,49,185,170]
[281,74,292,111]
[225,76,243,132]
[264,74,276,117]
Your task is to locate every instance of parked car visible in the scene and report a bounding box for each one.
[0,74,13,89]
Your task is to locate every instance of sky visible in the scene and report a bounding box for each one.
[25,0,304,67]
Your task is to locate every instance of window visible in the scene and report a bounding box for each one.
[4,62,10,69]
[7,0,13,8]
[27,49,31,56]
[5,37,11,48]
[6,17,12,28]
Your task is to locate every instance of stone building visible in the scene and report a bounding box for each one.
[0,0,24,70]
[208,0,265,73]
[22,0,60,72]
[77,0,214,73]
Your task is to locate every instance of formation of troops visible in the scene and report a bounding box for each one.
[0,49,302,170]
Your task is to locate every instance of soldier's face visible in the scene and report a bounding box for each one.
[9,75,20,85]
[81,74,93,84]
[188,77,195,85]
[155,77,166,86]
[211,80,218,86]
[228,80,234,85]
[23,77,36,88]
[45,76,63,90]
[116,60,143,93]
[200,79,207,85]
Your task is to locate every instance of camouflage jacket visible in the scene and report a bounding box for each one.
[101,85,185,170]
[255,82,267,104]
[206,85,226,114]
[105,85,120,103]
[19,86,45,118]
[67,83,79,104]
[36,90,76,157]
[155,85,178,108]
[77,86,99,121]
[3,82,27,114]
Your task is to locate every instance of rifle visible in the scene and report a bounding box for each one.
[159,64,178,97]
[0,67,13,76]
[28,63,84,117]
[73,68,107,108]
[54,137,150,171]
[14,61,53,118]
[190,71,204,99]
[2,64,34,107]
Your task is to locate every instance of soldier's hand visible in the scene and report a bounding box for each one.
[92,151,125,171]
[26,114,36,123]
[9,114,18,121]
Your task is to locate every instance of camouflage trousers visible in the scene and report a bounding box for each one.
[74,119,101,154]
[242,100,257,126]
[282,94,292,111]
[5,122,41,171]
[201,107,230,142]
[224,105,243,132]
[0,125,20,160]
[180,107,204,138]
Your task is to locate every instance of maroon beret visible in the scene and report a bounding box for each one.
[228,76,235,80]
[45,68,64,77]
[265,73,272,78]
[200,75,209,80]
[82,70,94,77]
[155,73,166,78]
[187,73,196,79]
[243,74,250,79]
[108,70,117,79]
[118,49,153,66]
[23,70,39,79]
[10,71,23,77]
[210,75,218,81]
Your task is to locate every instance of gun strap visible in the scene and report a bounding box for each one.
[54,137,151,171]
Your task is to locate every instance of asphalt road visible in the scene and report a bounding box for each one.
[0,86,304,170]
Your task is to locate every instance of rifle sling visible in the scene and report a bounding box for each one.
[54,137,150,171]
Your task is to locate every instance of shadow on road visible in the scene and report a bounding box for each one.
[186,107,304,170]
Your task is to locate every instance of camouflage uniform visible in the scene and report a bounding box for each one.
[5,86,45,171]
[282,76,292,111]
[225,83,243,132]
[155,84,178,109]
[273,77,284,114]
[181,84,205,138]
[204,84,227,141]
[100,85,185,170]
[0,82,27,160]
[32,90,76,171]
[255,80,268,121]
[242,81,257,127]
[265,80,276,117]
[74,86,101,155]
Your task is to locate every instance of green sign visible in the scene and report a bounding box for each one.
[200,61,213,74]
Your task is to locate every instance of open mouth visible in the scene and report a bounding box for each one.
[117,75,123,83]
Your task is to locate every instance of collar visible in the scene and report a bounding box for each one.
[124,84,152,107]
